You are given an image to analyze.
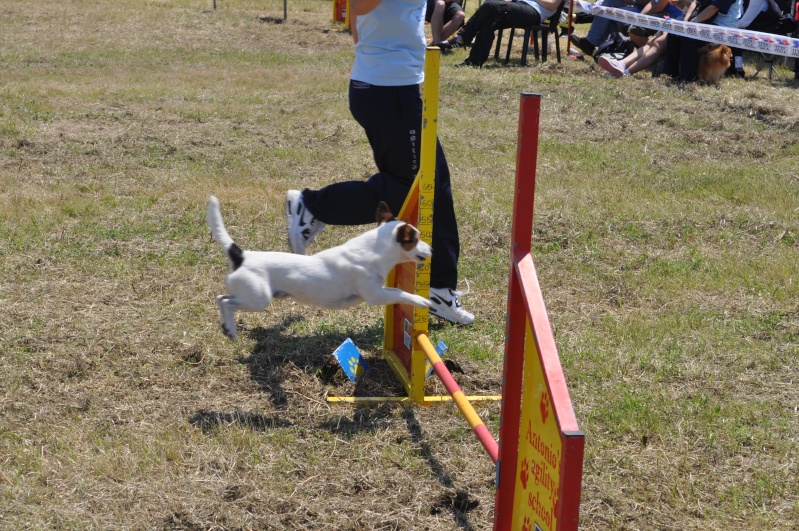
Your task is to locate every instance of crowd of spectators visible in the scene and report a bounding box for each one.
[428,0,798,81]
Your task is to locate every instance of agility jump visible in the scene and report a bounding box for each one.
[326,44,585,530]
[410,90,587,531]
[327,47,500,407]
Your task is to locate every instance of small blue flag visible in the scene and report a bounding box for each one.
[333,338,370,382]
[425,340,448,377]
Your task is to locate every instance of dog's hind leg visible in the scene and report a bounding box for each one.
[216,295,240,340]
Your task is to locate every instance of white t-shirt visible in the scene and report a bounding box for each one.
[518,0,557,22]
[351,0,427,86]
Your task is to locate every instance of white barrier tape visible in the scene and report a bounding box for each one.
[574,0,799,58]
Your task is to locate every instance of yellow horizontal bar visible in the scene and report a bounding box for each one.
[327,395,501,405]
[422,395,502,403]
[327,396,410,404]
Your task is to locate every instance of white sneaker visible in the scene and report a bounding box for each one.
[597,55,628,79]
[285,189,325,255]
[429,287,474,325]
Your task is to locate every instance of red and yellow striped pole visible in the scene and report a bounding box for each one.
[417,333,499,463]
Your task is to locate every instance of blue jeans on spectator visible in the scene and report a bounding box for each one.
[586,0,641,46]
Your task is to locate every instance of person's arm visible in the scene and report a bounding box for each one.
[683,0,697,20]
[737,0,765,28]
[623,0,651,8]
[693,0,735,22]
[350,13,358,43]
[350,0,382,44]
[691,5,719,22]
[351,0,382,16]
[641,0,669,15]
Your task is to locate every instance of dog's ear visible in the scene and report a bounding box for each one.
[375,201,395,225]
[396,223,419,250]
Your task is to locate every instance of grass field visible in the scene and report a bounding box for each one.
[1,0,798,529]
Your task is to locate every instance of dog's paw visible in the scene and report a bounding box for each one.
[409,295,433,308]
[221,323,237,341]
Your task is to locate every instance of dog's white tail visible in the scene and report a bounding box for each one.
[207,196,244,270]
[207,196,234,250]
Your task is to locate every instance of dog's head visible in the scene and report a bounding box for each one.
[375,201,432,264]
[715,45,732,67]
[699,44,732,84]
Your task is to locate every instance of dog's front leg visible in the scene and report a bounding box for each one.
[360,286,432,308]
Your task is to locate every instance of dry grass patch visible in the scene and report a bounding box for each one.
[2,0,798,529]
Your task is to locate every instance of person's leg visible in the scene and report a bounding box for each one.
[301,82,419,225]
[585,13,618,47]
[677,36,700,81]
[585,0,637,46]
[430,140,459,290]
[304,83,462,285]
[626,31,667,74]
[628,25,656,48]
[457,0,506,44]
[430,0,447,44]
[466,3,540,65]
[428,138,474,323]
[622,43,647,69]
[664,33,682,78]
[296,81,472,322]
[440,2,466,41]
[726,46,745,77]
[598,36,662,79]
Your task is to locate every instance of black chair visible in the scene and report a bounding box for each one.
[493,1,566,66]
[741,0,798,80]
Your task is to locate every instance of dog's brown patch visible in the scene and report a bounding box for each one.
[396,223,419,250]
[375,201,395,225]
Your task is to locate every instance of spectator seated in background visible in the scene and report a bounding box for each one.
[598,31,670,76]
[437,0,563,67]
[428,0,466,52]
[736,0,797,75]
[625,0,689,47]
[738,0,794,32]
[663,0,743,82]
[569,0,647,57]
[597,0,694,76]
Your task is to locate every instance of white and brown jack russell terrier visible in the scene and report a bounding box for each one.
[207,196,433,340]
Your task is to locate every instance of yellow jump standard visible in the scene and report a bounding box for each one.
[327,47,499,407]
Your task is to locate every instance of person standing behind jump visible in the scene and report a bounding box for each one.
[285,0,474,325]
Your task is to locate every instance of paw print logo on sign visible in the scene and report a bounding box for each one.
[348,357,365,378]
[539,391,550,424]
[521,516,532,531]
[520,457,530,490]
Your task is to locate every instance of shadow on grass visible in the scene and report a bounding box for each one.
[209,315,480,528]
[188,408,294,434]
[232,309,460,410]
[240,316,393,408]
[403,407,480,530]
